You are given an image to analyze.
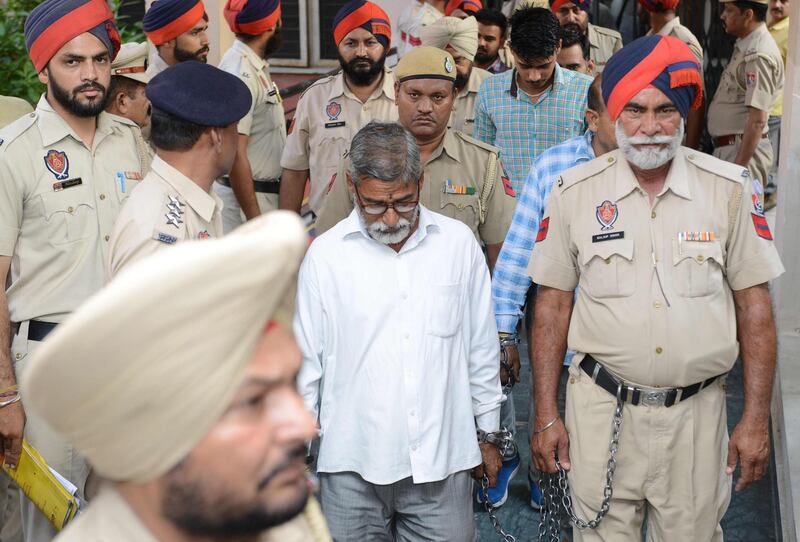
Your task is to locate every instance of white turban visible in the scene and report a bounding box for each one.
[420,16,479,62]
[21,211,308,483]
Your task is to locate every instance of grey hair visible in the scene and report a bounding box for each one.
[348,121,422,186]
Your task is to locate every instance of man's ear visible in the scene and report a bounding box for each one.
[345,171,356,195]
[587,59,595,75]
[116,92,130,115]
[209,126,224,152]
[585,108,599,132]
[38,67,49,85]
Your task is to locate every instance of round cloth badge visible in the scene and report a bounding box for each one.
[444,57,454,73]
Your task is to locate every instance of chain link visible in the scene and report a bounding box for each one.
[480,475,516,542]
[476,428,519,541]
[537,383,625,541]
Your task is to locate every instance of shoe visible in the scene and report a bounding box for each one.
[475,451,520,508]
[529,472,543,510]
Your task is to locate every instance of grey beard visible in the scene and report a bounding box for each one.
[616,118,684,170]
[353,195,418,245]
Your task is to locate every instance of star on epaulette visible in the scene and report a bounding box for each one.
[167,195,186,215]
[165,212,183,228]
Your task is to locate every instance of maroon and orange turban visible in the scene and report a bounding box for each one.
[602,35,703,120]
[638,0,680,12]
[445,0,483,15]
[224,0,280,35]
[550,0,591,13]
[144,0,207,46]
[332,1,391,49]
[24,0,121,73]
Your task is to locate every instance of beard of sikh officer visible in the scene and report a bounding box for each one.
[19,213,323,542]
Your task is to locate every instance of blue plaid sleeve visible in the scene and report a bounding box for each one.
[473,85,496,146]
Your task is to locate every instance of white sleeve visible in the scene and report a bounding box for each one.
[294,252,325,421]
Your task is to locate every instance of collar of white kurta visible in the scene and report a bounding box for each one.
[328,67,396,102]
[340,203,441,249]
[151,156,221,222]
[36,95,117,148]
[612,147,693,201]
[232,38,267,73]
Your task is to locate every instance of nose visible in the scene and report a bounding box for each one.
[382,207,400,228]
[356,42,368,57]
[478,36,487,48]
[417,96,434,113]
[201,31,209,46]
[275,392,318,444]
[527,69,542,83]
[638,112,661,137]
[81,60,99,82]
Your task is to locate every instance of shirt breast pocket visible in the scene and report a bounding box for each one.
[428,283,465,338]
[439,191,478,226]
[671,240,725,298]
[38,186,95,245]
[580,239,636,298]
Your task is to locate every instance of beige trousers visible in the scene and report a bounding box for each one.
[11,328,89,542]
[565,361,731,542]
[0,472,22,542]
[713,137,773,189]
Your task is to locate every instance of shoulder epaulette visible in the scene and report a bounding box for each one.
[684,150,749,184]
[298,73,339,100]
[0,112,37,151]
[555,152,618,193]
[593,25,622,39]
[454,130,499,155]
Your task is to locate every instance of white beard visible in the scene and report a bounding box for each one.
[353,196,419,245]
[616,118,684,170]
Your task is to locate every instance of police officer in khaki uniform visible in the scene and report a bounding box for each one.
[280,1,398,216]
[316,47,516,270]
[22,212,332,542]
[421,15,491,136]
[107,62,251,278]
[529,37,783,541]
[708,0,783,190]
[0,2,147,540]
[551,0,623,73]
[216,0,285,233]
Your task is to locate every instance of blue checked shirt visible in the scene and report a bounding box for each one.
[492,130,595,336]
[473,65,592,194]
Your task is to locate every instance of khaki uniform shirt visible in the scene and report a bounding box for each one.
[768,16,789,116]
[587,23,623,74]
[708,24,784,137]
[219,39,286,181]
[529,148,784,387]
[107,155,223,278]
[55,488,329,542]
[648,17,703,64]
[450,67,490,137]
[0,96,33,129]
[315,129,516,245]
[280,69,398,213]
[0,97,146,323]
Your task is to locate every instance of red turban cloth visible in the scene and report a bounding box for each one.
[332,1,391,49]
[445,0,483,15]
[224,0,281,35]
[638,0,680,12]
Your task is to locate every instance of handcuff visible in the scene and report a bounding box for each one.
[499,333,519,391]
[477,427,518,459]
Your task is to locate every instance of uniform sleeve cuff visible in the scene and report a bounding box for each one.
[727,247,785,290]
[529,254,579,292]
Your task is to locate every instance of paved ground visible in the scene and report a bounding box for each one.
[474,341,782,541]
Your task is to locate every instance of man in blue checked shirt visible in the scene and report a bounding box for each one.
[473,6,592,195]
[479,75,618,509]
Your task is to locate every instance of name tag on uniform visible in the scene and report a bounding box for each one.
[592,231,624,243]
[325,121,346,128]
[52,178,82,191]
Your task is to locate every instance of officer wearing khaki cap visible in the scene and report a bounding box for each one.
[107,61,251,278]
[316,46,516,271]
[708,0,783,206]
[106,42,152,129]
[421,16,491,136]
[21,211,331,542]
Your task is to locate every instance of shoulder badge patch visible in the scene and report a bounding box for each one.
[198,230,211,240]
[501,175,515,197]
[751,213,773,240]
[44,150,69,180]
[536,217,550,242]
[326,101,341,121]
[595,200,618,231]
[156,232,178,244]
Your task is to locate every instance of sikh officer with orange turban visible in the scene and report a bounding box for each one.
[0,0,147,539]
[216,0,286,232]
[143,0,210,77]
[279,0,397,217]
[530,35,783,541]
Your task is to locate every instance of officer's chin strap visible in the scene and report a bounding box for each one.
[537,382,625,542]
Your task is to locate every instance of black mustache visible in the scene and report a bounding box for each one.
[75,82,105,93]
[256,445,308,490]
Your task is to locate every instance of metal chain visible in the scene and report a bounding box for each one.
[480,475,516,542]
[477,427,518,541]
[537,383,625,541]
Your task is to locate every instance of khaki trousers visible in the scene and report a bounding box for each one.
[713,137,773,189]
[11,328,89,542]
[214,183,279,234]
[565,361,731,542]
[0,472,22,542]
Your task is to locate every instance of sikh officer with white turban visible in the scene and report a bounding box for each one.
[421,16,490,136]
[20,212,332,542]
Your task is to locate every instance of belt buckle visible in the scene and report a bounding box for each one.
[641,390,668,407]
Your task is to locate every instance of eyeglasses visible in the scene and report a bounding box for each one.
[353,184,420,216]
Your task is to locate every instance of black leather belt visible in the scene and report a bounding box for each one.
[580,354,721,408]
[14,320,58,342]
[218,177,281,194]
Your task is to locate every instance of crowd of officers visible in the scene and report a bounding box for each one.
[0,0,791,539]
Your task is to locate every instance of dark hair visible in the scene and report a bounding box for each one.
[587,74,604,112]
[149,106,208,151]
[560,25,589,61]
[108,75,144,101]
[474,8,508,37]
[509,7,561,61]
[732,0,768,21]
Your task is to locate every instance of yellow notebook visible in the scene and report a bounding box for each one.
[3,440,80,531]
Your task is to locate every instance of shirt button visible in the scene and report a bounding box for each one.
[99,194,106,200]
[404,333,410,339]
[655,346,663,354]
[604,258,611,265]
[67,206,74,214]
[651,211,656,219]
[411,444,419,451]
[104,235,110,241]
[569,377,575,384]
[362,105,368,112]
[410,410,416,417]
[696,255,705,262]
[402,292,408,300]
[653,301,662,309]
[15,353,21,360]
